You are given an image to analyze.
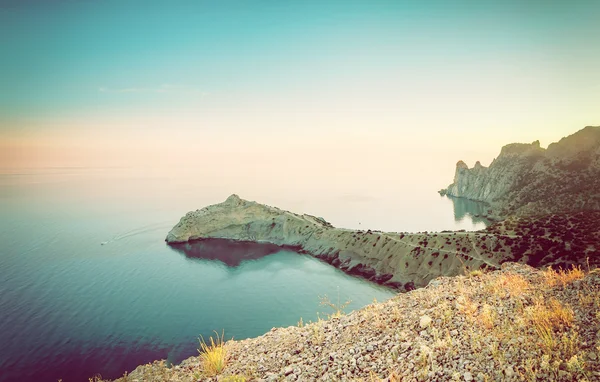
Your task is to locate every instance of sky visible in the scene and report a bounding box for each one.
[1,0,599,171]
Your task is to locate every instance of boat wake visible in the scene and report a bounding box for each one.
[101,221,173,245]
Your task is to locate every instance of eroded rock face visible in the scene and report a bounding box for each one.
[166,195,501,290]
[440,126,600,218]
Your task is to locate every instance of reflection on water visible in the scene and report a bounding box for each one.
[169,239,282,267]
[447,196,492,227]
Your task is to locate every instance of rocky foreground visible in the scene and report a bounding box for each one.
[111,263,600,381]
[440,126,600,219]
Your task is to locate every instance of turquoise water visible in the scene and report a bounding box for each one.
[0,168,487,382]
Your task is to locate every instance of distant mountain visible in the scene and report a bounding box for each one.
[440,126,600,219]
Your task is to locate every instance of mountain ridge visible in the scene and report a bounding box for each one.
[440,126,600,219]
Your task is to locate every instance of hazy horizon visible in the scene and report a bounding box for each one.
[2,0,599,174]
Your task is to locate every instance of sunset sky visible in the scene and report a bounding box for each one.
[1,0,599,171]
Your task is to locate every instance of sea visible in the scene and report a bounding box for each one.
[0,167,489,382]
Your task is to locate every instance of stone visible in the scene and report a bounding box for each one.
[419,315,432,329]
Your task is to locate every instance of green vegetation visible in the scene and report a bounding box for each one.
[485,211,600,268]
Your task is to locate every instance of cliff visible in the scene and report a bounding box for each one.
[440,126,600,218]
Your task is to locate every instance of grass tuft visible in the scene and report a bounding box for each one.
[477,304,496,330]
[542,265,585,288]
[468,269,484,278]
[198,330,228,376]
[526,297,574,352]
[492,272,530,297]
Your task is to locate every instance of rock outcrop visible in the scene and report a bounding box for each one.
[166,194,502,291]
[440,126,600,218]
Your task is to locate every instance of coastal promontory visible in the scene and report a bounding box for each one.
[166,194,501,290]
[166,194,600,290]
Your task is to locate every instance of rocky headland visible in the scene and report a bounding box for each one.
[166,195,600,291]
[439,126,600,219]
[166,194,500,291]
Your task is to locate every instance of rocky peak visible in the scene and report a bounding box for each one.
[225,194,244,205]
[453,161,469,183]
[498,141,545,158]
[546,125,600,159]
[456,160,469,170]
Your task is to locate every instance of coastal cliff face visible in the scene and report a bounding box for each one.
[166,195,504,290]
[440,126,600,218]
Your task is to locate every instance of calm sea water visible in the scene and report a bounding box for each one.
[0,167,487,382]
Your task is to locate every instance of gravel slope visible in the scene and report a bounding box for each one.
[110,263,600,382]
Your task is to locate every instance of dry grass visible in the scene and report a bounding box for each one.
[526,297,574,352]
[496,272,530,297]
[454,265,595,379]
[456,294,479,323]
[542,265,585,288]
[528,297,574,330]
[477,304,496,330]
[486,272,531,297]
[319,288,352,319]
[309,319,325,345]
[364,300,389,329]
[198,330,228,376]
